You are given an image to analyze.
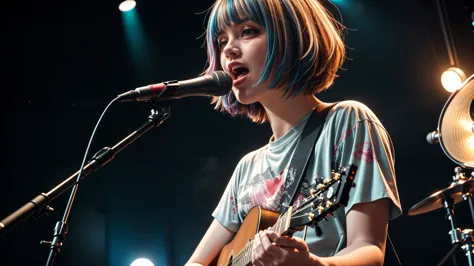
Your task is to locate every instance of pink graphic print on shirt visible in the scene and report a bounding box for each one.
[353,141,376,163]
[230,196,237,214]
[333,123,376,164]
[333,124,357,156]
[236,168,328,217]
[239,169,287,214]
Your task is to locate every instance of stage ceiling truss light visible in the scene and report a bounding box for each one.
[441,67,467,93]
[119,0,136,12]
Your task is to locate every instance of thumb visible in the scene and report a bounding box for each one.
[291,236,309,251]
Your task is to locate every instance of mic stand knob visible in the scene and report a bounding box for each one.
[34,206,55,221]
[40,221,68,254]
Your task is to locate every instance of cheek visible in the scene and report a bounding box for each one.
[219,53,226,70]
[254,41,267,67]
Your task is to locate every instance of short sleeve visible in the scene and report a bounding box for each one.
[333,102,402,219]
[212,163,243,232]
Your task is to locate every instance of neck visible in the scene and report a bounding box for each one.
[261,93,322,140]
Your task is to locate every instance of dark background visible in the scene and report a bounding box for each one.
[1,0,474,265]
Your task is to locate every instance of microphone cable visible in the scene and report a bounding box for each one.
[388,233,403,266]
[61,96,119,222]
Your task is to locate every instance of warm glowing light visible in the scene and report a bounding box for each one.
[130,258,154,266]
[441,67,466,93]
[119,0,136,12]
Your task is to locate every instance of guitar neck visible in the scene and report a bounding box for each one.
[230,208,293,266]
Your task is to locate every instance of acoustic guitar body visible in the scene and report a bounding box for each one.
[213,207,280,266]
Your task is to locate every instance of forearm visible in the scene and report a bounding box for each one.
[184,263,204,266]
[314,242,384,266]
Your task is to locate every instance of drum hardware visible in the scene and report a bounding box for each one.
[408,74,474,265]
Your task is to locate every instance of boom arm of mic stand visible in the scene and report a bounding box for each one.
[0,106,171,237]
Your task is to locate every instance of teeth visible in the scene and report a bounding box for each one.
[232,65,243,72]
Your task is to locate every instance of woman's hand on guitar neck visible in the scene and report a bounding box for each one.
[251,229,324,266]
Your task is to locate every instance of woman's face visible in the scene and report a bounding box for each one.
[218,21,274,105]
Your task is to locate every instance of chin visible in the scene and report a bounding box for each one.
[232,88,259,105]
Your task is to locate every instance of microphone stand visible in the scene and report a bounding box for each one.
[0,104,171,266]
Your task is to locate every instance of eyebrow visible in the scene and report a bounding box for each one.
[217,29,226,37]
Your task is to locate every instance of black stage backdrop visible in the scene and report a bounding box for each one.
[1,0,474,265]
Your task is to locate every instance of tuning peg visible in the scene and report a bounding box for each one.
[332,172,341,181]
[317,206,325,214]
[310,188,317,195]
[317,183,325,190]
[326,201,333,208]
[308,212,315,221]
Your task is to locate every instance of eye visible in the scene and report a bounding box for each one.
[217,39,228,50]
[241,27,259,37]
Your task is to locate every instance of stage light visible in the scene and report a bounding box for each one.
[441,67,466,93]
[119,0,136,12]
[130,258,154,266]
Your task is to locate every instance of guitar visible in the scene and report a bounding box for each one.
[212,164,358,266]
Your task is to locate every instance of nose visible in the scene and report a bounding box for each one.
[222,39,241,59]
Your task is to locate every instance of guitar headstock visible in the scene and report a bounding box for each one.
[286,164,358,232]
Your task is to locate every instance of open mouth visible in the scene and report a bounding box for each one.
[231,65,249,80]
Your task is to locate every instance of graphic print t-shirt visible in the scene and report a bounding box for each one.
[212,100,402,256]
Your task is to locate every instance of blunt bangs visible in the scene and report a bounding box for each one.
[206,0,268,72]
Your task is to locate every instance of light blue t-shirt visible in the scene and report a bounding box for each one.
[212,100,402,256]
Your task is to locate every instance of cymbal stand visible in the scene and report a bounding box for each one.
[438,228,474,266]
[437,167,474,266]
[454,166,474,225]
[465,170,474,224]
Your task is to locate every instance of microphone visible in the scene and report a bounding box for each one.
[117,71,232,102]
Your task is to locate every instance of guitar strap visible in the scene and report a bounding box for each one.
[279,102,338,214]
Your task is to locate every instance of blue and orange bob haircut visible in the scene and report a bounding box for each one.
[203,0,346,123]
